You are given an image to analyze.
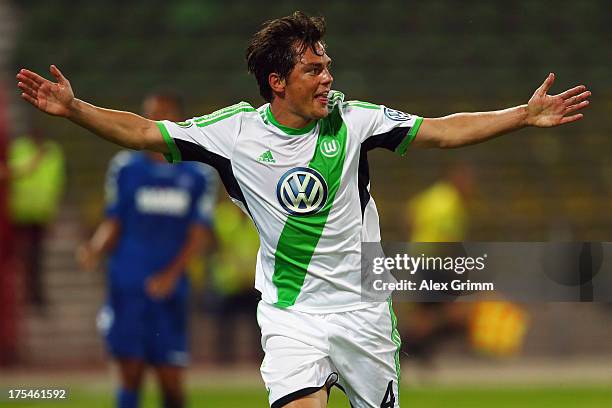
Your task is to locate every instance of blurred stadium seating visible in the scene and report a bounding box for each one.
[11,0,611,241]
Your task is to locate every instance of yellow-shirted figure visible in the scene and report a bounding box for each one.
[209,196,262,364]
[403,163,528,363]
[6,131,65,311]
[406,163,472,243]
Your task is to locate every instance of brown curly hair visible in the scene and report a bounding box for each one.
[246,11,326,102]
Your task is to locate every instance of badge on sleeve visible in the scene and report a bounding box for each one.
[384,107,411,121]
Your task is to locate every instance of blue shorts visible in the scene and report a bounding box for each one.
[97,290,189,367]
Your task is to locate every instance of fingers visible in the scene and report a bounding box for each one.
[20,92,38,107]
[50,64,67,84]
[16,73,39,90]
[17,69,47,86]
[559,88,590,125]
[538,72,555,94]
[560,114,583,125]
[564,90,591,107]
[17,80,36,97]
[565,100,589,114]
[556,85,586,100]
[16,69,47,109]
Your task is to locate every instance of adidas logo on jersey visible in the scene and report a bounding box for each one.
[257,150,276,163]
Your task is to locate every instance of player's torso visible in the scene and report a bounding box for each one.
[121,157,198,228]
[110,156,200,287]
[230,107,369,312]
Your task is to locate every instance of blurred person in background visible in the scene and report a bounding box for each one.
[401,163,475,367]
[405,162,474,243]
[76,91,217,408]
[208,193,261,365]
[0,127,64,313]
[403,163,528,367]
[16,10,590,408]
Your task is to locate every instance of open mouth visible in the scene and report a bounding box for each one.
[315,91,329,104]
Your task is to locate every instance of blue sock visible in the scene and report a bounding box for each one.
[117,388,139,408]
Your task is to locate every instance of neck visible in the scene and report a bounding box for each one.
[269,100,314,129]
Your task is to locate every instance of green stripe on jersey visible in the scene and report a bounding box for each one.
[387,297,402,396]
[347,100,380,109]
[196,108,255,127]
[196,106,255,127]
[266,106,317,135]
[272,106,348,308]
[156,121,181,163]
[259,108,268,124]
[395,117,423,156]
[194,102,251,123]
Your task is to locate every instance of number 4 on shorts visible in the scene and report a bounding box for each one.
[380,380,395,408]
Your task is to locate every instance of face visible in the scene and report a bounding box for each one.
[142,96,181,122]
[280,42,333,121]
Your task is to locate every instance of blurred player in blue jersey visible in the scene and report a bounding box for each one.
[77,91,217,408]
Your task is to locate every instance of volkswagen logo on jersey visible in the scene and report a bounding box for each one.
[384,107,411,121]
[276,167,328,216]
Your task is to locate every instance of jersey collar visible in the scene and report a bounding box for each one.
[265,105,317,136]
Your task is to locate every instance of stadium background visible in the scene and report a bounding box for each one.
[0,0,611,407]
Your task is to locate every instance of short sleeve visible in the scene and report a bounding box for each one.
[156,101,255,164]
[341,101,423,155]
[104,150,132,218]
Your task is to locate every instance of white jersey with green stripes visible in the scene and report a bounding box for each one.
[158,91,422,313]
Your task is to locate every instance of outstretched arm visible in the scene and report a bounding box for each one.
[16,65,167,152]
[413,73,591,149]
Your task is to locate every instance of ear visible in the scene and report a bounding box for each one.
[268,73,286,95]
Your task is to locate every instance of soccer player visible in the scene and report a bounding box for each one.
[17,11,590,408]
[76,92,217,408]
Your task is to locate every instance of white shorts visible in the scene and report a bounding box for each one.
[257,300,401,408]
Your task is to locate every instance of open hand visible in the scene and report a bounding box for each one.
[16,65,75,117]
[526,73,590,127]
